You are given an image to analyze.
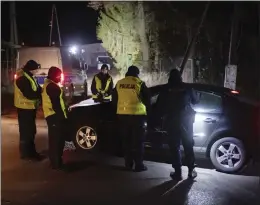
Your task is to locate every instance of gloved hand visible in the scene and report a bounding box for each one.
[96,92,103,101]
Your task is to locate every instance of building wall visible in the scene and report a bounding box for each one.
[79,43,109,68]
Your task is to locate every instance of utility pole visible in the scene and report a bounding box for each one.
[179,1,210,75]
[49,4,62,46]
[224,2,240,90]
[10,2,18,45]
[9,1,19,83]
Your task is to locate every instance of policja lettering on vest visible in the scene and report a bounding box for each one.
[14,60,42,161]
[119,83,136,89]
[113,65,151,172]
[116,76,147,116]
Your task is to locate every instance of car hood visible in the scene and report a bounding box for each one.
[69,98,100,109]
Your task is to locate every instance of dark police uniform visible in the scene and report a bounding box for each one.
[14,64,42,160]
[42,73,68,169]
[156,70,199,179]
[113,66,151,172]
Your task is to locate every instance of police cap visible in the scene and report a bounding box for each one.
[24,60,40,71]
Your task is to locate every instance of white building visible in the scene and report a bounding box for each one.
[79,43,110,68]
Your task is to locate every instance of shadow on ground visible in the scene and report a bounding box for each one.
[143,149,260,177]
[125,178,196,205]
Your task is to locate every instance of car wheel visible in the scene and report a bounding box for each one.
[73,125,98,152]
[210,137,246,173]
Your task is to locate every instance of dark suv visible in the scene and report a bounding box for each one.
[68,83,260,173]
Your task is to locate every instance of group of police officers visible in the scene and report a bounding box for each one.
[14,60,198,180]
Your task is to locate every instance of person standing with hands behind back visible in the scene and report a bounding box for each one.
[14,60,42,161]
[42,66,69,170]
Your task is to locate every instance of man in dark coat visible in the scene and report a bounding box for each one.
[156,69,199,180]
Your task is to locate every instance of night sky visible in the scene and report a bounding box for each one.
[1,1,258,46]
[1,1,98,46]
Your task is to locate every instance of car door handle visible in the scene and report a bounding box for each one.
[204,118,216,123]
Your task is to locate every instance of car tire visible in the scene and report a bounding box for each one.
[210,137,246,173]
[73,124,99,153]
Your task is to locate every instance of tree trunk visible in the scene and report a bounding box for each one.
[154,42,160,71]
[137,1,150,72]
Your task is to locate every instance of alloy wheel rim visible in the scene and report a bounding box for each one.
[76,126,97,150]
[216,142,242,169]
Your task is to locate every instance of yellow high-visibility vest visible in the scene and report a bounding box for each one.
[116,76,147,115]
[92,75,112,100]
[41,78,67,119]
[14,69,39,109]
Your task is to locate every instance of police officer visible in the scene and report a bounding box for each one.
[42,66,68,170]
[156,69,199,180]
[91,64,113,103]
[14,60,42,161]
[113,66,151,172]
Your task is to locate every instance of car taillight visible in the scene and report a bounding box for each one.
[231,90,239,94]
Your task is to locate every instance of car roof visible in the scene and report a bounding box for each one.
[149,83,260,107]
[149,83,232,95]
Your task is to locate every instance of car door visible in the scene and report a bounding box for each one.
[191,90,223,150]
[97,102,119,149]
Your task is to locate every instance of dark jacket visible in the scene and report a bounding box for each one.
[156,83,199,123]
[91,73,113,96]
[46,80,67,120]
[16,70,42,100]
[112,75,151,116]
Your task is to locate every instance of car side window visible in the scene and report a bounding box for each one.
[192,91,222,113]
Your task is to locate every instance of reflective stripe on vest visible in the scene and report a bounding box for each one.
[14,69,39,109]
[92,75,112,100]
[42,78,67,119]
[116,76,147,115]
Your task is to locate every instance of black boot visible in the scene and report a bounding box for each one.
[125,161,134,171]
[50,159,67,171]
[170,167,182,181]
[188,168,197,178]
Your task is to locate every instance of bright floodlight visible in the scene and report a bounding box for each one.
[69,46,77,54]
